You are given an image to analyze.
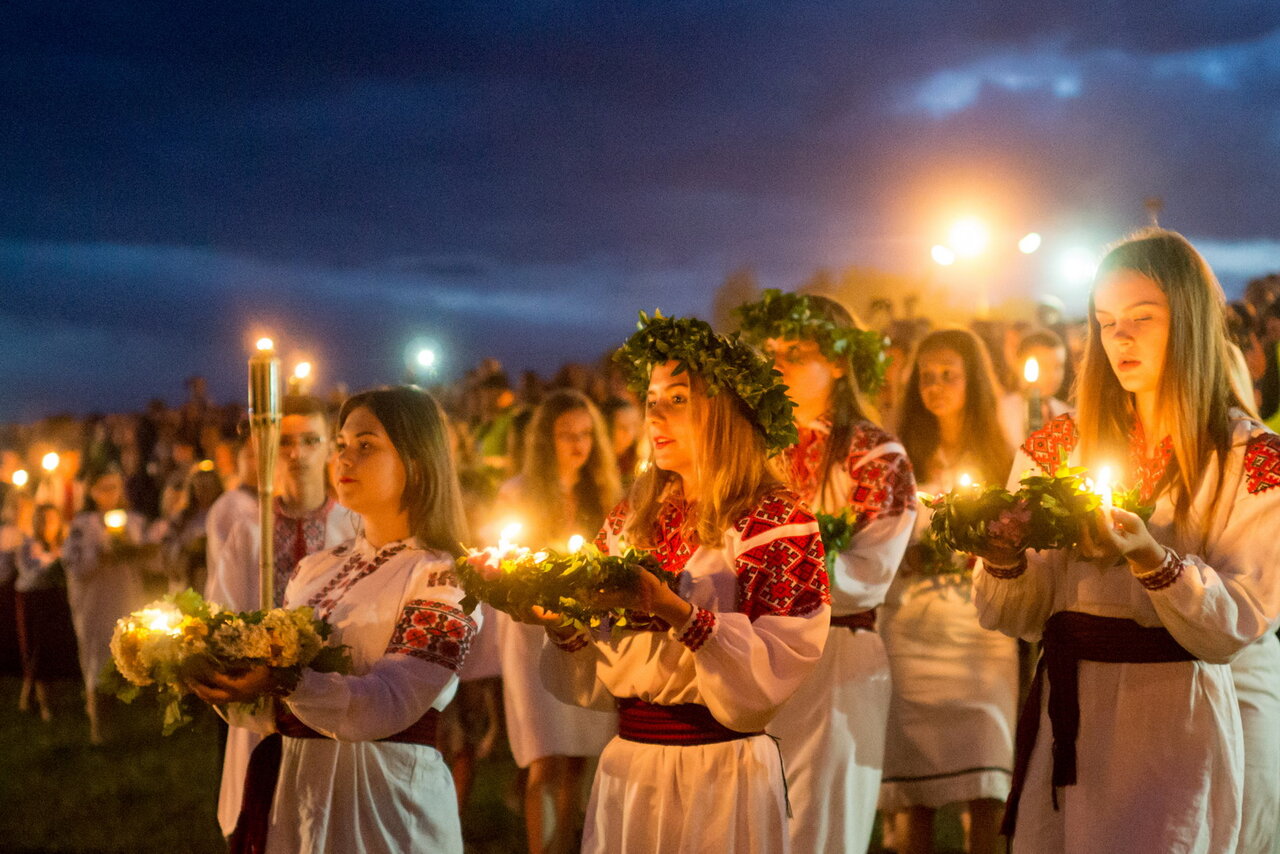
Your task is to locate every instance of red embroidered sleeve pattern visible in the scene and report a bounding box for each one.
[386,599,478,671]
[1134,549,1183,592]
[676,607,716,651]
[594,500,632,553]
[1021,413,1079,475]
[843,428,916,531]
[734,492,831,621]
[1244,433,1280,495]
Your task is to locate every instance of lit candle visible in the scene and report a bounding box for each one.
[1095,465,1114,509]
[11,469,28,488]
[568,534,586,553]
[1024,357,1042,435]
[288,360,313,395]
[498,522,522,553]
[41,452,59,473]
[138,607,182,636]
[103,509,128,533]
[958,472,974,489]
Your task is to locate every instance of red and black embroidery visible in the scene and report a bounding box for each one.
[595,500,632,553]
[387,599,478,671]
[783,419,830,501]
[982,555,1027,580]
[272,497,337,607]
[308,542,409,620]
[734,492,830,620]
[1134,549,1183,592]
[677,607,716,651]
[1022,413,1079,474]
[845,430,916,530]
[1128,423,1174,504]
[1244,432,1280,495]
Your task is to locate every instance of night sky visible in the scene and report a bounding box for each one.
[4,3,1280,421]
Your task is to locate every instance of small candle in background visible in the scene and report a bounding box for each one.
[103,509,128,533]
[1024,357,1042,435]
[568,534,585,553]
[11,469,28,488]
[41,452,59,473]
[958,472,974,490]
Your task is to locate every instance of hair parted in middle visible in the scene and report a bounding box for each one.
[338,386,469,556]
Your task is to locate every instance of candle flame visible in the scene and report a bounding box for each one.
[294,361,312,380]
[138,607,182,635]
[1096,465,1114,507]
[255,337,274,352]
[103,509,128,531]
[958,472,973,488]
[11,469,28,487]
[1024,357,1040,384]
[41,452,60,472]
[568,534,585,553]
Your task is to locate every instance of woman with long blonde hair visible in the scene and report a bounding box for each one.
[494,388,621,854]
[525,314,830,853]
[970,229,1280,853]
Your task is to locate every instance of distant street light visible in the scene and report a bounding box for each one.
[931,245,957,266]
[1060,247,1098,285]
[294,361,312,381]
[417,349,437,369]
[12,469,28,487]
[41,452,59,472]
[948,217,989,257]
[1018,232,1042,254]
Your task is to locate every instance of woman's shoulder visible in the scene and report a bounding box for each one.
[731,486,818,540]
[1021,411,1079,473]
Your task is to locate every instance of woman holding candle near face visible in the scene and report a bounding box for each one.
[189,386,479,854]
[531,314,830,854]
[735,290,916,854]
[494,388,621,854]
[970,229,1280,854]
[63,465,150,744]
[882,328,1019,854]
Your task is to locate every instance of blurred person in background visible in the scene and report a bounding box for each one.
[15,503,66,720]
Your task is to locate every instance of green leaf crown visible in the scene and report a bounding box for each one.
[734,289,889,394]
[614,310,798,454]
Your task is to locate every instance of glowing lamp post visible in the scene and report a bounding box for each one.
[249,337,282,608]
[11,469,28,488]
[41,452,59,473]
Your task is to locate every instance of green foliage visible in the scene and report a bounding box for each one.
[613,310,798,454]
[734,288,889,394]
[814,508,858,574]
[926,455,1156,555]
[458,543,682,632]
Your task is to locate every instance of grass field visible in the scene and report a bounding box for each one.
[0,675,965,853]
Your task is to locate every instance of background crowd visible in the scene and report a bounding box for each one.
[2,267,1279,853]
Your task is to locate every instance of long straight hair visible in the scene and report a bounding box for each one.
[896,328,1013,485]
[1076,229,1248,530]
[625,372,782,548]
[338,387,469,556]
[519,389,621,545]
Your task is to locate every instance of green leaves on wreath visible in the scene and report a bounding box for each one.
[814,508,859,574]
[734,289,889,395]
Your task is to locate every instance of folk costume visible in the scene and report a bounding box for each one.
[541,488,830,854]
[208,496,357,837]
[225,537,479,854]
[975,412,1280,853]
[769,417,916,852]
[878,463,1019,811]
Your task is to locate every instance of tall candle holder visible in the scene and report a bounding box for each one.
[249,337,282,608]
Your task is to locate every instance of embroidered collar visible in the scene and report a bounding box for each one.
[274,495,335,523]
[1128,420,1174,504]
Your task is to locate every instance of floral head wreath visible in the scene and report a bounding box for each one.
[734,289,889,394]
[614,310,798,455]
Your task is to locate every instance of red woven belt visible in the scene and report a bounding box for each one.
[829,608,877,632]
[616,698,761,745]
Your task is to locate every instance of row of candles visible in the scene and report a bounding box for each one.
[940,465,1115,507]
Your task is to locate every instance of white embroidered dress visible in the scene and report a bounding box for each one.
[208,501,357,837]
[769,418,916,853]
[975,413,1280,854]
[228,536,479,854]
[540,489,831,854]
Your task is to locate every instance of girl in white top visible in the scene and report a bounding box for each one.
[63,466,151,744]
[970,229,1280,854]
[528,314,831,854]
[190,386,480,854]
[494,388,620,854]
[738,290,917,854]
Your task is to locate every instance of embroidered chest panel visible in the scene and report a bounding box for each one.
[307,542,409,621]
[1022,413,1079,474]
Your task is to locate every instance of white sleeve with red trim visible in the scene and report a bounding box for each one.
[828,442,916,613]
[285,553,479,741]
[680,503,831,732]
[1138,429,1280,663]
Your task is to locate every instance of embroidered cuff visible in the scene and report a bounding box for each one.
[548,628,589,652]
[981,554,1028,579]
[676,607,716,652]
[1134,548,1183,591]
